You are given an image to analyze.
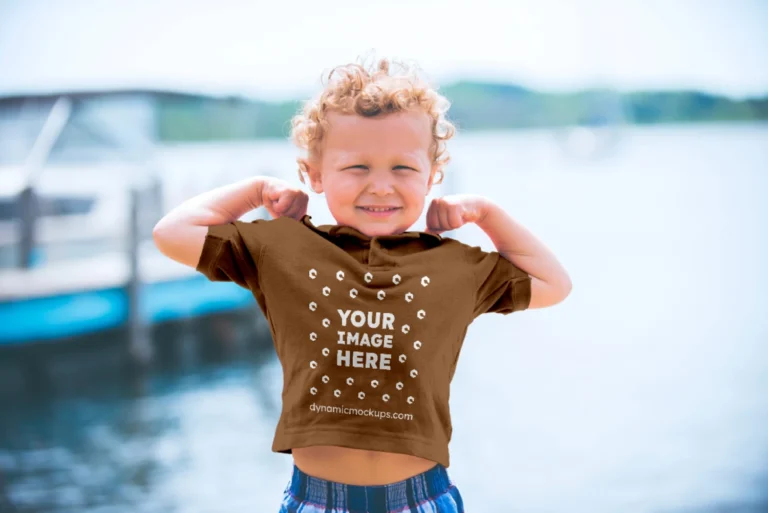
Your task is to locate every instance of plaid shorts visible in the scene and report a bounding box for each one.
[279,462,464,513]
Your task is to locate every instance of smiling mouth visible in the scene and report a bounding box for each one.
[357,206,402,213]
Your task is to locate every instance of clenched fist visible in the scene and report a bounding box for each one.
[425,194,489,234]
[261,178,309,220]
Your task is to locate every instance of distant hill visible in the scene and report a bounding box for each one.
[156,82,768,141]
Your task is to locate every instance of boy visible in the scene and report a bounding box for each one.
[153,57,571,512]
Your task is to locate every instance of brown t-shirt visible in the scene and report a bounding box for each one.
[195,214,531,467]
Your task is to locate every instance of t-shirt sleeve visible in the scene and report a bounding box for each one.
[465,244,532,317]
[195,220,267,291]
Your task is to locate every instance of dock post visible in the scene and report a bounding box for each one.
[16,96,72,269]
[17,185,38,269]
[127,186,153,366]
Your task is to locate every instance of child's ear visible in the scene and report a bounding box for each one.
[298,158,323,194]
[427,165,444,194]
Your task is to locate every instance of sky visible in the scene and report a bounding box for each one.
[0,0,766,100]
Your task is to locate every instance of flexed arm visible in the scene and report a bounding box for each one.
[152,176,308,268]
[426,194,572,309]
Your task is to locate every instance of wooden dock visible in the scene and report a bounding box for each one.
[0,239,256,345]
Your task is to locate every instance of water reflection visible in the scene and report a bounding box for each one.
[0,308,289,512]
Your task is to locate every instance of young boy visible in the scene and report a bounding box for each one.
[153,57,571,512]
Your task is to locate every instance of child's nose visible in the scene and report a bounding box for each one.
[366,172,395,195]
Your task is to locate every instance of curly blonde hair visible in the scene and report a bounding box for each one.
[291,57,456,185]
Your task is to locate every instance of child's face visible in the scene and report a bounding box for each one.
[306,110,437,237]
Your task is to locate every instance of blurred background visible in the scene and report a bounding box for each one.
[0,0,766,511]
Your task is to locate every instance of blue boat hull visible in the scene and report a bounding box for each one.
[0,276,255,345]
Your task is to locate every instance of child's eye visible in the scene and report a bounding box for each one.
[341,165,417,172]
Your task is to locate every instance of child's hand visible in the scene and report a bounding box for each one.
[261,178,309,220]
[425,194,490,233]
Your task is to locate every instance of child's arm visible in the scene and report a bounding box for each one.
[152,176,307,269]
[426,195,572,309]
[474,200,571,309]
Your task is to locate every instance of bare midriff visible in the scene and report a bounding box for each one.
[292,446,438,485]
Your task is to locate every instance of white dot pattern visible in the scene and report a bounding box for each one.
[306,268,431,404]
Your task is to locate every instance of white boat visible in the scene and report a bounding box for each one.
[0,90,259,348]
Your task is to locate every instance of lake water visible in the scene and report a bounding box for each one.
[1,123,767,512]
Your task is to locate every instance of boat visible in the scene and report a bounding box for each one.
[0,90,262,352]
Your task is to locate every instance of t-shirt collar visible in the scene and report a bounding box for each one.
[300,215,442,243]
